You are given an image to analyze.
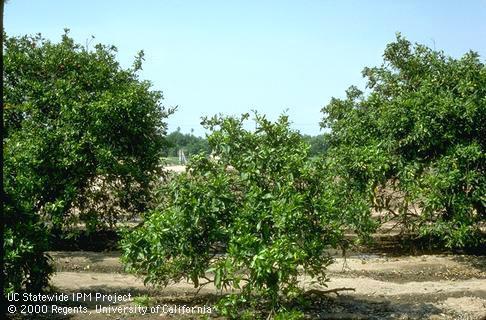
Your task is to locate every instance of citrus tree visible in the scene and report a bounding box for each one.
[321,34,485,249]
[122,113,372,318]
[3,30,173,291]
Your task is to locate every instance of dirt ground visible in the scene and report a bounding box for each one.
[36,251,486,320]
[165,165,187,173]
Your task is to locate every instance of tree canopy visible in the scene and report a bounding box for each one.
[321,34,485,248]
[3,30,173,291]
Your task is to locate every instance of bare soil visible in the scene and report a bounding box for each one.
[36,251,486,320]
[165,165,187,173]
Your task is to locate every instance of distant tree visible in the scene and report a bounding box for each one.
[302,134,329,157]
[3,30,174,291]
[165,130,210,158]
[321,34,485,249]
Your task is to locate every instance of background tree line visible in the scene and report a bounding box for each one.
[163,129,329,159]
[163,128,210,158]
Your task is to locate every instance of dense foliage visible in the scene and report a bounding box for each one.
[3,31,173,291]
[122,113,370,318]
[321,34,485,249]
[164,128,210,158]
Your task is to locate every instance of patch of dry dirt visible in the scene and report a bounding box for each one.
[165,165,186,173]
[51,251,124,273]
[39,251,486,319]
[328,255,486,283]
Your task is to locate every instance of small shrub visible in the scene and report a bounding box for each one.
[122,113,370,318]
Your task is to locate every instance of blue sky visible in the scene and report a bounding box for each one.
[5,0,486,136]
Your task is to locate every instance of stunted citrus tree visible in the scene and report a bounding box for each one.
[4,30,173,291]
[122,113,372,318]
[322,34,485,249]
